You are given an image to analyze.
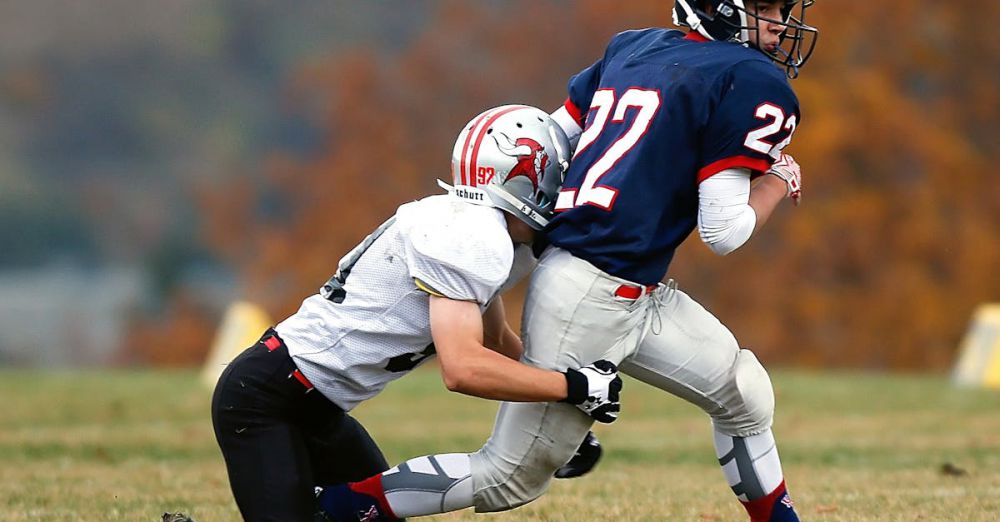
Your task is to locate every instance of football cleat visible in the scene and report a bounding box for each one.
[161,513,195,522]
[555,431,603,479]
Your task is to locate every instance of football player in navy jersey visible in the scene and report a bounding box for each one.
[319,2,817,521]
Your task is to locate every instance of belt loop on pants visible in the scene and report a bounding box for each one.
[289,369,315,393]
[262,330,316,393]
[613,283,658,300]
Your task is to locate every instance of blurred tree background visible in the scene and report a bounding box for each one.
[2,1,997,369]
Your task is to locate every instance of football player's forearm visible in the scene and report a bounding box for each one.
[432,296,561,401]
[480,298,505,351]
[490,324,523,361]
[480,298,521,360]
[481,330,522,360]
[748,175,787,231]
[441,349,567,402]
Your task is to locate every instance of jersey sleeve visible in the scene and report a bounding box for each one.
[404,220,514,305]
[698,60,800,182]
[564,60,602,128]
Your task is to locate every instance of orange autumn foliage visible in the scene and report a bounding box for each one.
[175,1,998,370]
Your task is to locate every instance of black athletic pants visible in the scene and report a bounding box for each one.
[211,329,389,522]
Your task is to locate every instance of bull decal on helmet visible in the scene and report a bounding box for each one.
[493,132,549,192]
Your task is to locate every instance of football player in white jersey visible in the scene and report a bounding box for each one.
[211,105,623,522]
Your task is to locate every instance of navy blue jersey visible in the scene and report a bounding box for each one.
[547,28,800,285]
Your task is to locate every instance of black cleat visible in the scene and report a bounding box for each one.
[554,431,603,479]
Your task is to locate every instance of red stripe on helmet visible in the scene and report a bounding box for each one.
[459,108,501,186]
[468,106,523,186]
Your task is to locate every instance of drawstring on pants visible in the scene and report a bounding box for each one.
[648,279,678,336]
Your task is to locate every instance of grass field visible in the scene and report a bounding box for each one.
[2,367,999,521]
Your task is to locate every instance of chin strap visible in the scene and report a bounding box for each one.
[675,0,706,34]
[440,178,548,229]
[483,184,549,229]
[436,178,454,193]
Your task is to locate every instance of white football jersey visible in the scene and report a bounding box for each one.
[276,195,536,411]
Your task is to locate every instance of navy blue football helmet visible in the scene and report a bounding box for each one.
[673,0,818,78]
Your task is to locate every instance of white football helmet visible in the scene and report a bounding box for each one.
[442,105,570,230]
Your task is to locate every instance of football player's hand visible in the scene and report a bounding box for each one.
[767,153,802,206]
[555,431,603,479]
[561,360,622,423]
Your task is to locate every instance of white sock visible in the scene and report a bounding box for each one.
[381,453,474,517]
[713,428,784,501]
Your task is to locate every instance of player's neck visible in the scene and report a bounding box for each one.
[503,212,537,245]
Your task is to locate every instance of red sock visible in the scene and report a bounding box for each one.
[349,474,398,520]
[740,480,790,522]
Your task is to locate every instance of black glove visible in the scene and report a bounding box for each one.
[561,360,622,423]
[555,431,603,479]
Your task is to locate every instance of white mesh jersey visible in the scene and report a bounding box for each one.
[276,195,536,411]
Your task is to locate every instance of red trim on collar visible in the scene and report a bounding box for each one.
[685,31,710,42]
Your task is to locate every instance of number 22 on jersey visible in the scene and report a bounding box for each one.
[556,88,661,212]
[555,88,797,213]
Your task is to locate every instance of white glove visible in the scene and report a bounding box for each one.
[767,153,802,206]
[561,360,622,423]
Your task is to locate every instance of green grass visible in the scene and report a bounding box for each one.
[2,368,999,521]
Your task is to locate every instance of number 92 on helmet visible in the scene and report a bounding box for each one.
[440,105,571,230]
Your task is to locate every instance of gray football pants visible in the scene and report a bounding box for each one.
[471,246,773,512]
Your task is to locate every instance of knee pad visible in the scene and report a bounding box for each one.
[711,349,775,437]
[469,435,578,512]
